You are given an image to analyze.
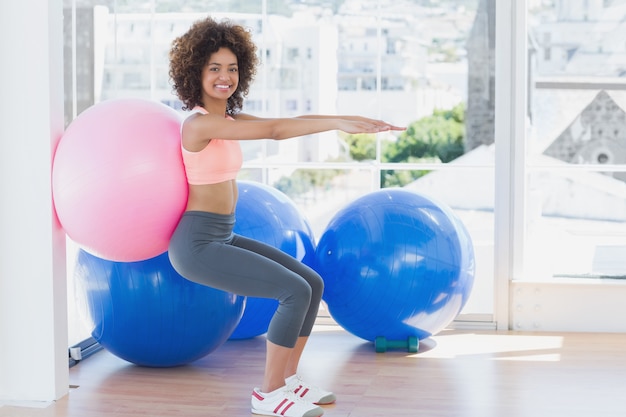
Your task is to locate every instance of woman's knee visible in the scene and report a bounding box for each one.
[279,276,313,307]
[296,278,313,304]
[307,271,324,301]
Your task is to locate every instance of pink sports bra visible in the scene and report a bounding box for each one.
[181,107,243,185]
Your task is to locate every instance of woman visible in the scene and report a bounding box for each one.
[168,16,404,417]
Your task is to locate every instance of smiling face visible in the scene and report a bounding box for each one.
[201,47,239,106]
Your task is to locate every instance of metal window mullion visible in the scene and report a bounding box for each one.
[494,0,528,331]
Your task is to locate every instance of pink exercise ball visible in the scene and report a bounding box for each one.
[52,98,188,262]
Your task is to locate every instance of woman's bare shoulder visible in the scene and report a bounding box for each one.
[232,112,265,121]
[181,113,224,150]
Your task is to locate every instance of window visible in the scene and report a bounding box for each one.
[527,1,626,281]
[286,99,298,112]
[64,0,494,346]
[287,47,299,61]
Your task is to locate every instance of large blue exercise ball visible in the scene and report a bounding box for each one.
[314,188,475,343]
[74,250,245,367]
[229,180,316,340]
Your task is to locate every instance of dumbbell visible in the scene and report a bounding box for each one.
[374,336,419,353]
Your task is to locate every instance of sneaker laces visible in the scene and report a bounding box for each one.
[286,375,336,405]
[251,386,324,417]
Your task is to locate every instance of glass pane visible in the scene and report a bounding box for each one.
[63,1,265,346]
[253,164,493,319]
[527,1,626,279]
[241,167,375,237]
[64,0,112,346]
[336,2,481,165]
[527,169,626,278]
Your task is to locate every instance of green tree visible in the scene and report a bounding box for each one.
[276,103,466,197]
[384,103,465,164]
[273,168,339,199]
[381,156,440,188]
[343,133,377,161]
[381,102,465,187]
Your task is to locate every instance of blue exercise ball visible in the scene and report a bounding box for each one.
[74,250,245,367]
[314,188,475,343]
[229,180,316,340]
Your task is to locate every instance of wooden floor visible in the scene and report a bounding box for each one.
[2,323,626,417]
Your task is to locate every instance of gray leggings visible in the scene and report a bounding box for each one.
[168,211,324,348]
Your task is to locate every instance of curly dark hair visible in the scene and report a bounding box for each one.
[169,17,258,114]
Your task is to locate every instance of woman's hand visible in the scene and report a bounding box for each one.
[337,118,406,134]
[293,114,405,134]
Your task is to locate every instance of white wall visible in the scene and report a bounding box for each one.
[511,280,626,333]
[0,0,69,404]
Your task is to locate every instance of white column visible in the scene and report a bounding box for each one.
[494,0,528,330]
[0,0,68,404]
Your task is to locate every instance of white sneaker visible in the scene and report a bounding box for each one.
[251,387,324,417]
[285,375,336,405]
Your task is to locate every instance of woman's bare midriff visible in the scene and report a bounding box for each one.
[185,180,238,214]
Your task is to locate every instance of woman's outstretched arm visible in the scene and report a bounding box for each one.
[183,112,405,149]
[237,112,405,131]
